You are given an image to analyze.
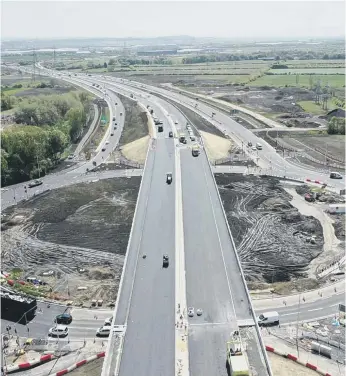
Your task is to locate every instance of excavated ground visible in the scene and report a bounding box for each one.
[215,174,324,283]
[1,177,140,305]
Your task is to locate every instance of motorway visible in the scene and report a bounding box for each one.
[3,65,344,375]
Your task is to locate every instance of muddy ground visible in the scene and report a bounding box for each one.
[1,177,140,305]
[215,174,324,283]
[117,93,148,146]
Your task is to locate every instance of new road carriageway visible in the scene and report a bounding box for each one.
[12,65,345,376]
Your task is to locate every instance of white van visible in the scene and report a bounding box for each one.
[256,143,263,150]
[96,326,111,337]
[257,311,279,326]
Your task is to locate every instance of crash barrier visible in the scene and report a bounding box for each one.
[306,178,326,185]
[54,352,105,376]
[265,345,333,376]
[5,354,55,373]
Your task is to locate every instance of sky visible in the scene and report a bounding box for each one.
[1,0,345,40]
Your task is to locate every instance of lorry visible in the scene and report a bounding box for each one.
[226,331,249,376]
[192,144,200,157]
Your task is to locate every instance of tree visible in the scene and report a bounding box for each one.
[67,108,84,142]
[103,62,108,68]
[108,58,116,65]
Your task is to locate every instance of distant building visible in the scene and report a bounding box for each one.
[137,49,177,56]
[327,108,345,119]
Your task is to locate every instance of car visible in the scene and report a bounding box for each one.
[106,141,110,145]
[28,180,43,188]
[112,117,116,121]
[190,136,196,141]
[104,317,113,326]
[247,141,252,147]
[114,122,118,125]
[96,326,111,337]
[251,146,257,151]
[102,147,106,152]
[166,173,173,184]
[196,308,203,316]
[115,102,118,105]
[330,172,343,179]
[169,131,173,138]
[174,121,178,125]
[111,133,114,136]
[68,154,74,160]
[120,112,123,116]
[55,313,72,325]
[256,142,263,150]
[48,325,69,337]
[188,307,194,317]
[163,255,169,268]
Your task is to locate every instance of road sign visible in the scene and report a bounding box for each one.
[339,304,345,313]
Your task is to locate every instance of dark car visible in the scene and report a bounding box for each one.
[169,131,173,138]
[248,141,252,147]
[330,172,343,179]
[163,255,169,268]
[55,313,72,325]
[166,173,173,184]
[112,117,116,121]
[102,147,106,152]
[111,133,114,136]
[28,180,43,188]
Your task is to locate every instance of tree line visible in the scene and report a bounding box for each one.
[1,91,91,186]
[327,116,345,135]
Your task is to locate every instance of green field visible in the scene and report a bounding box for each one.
[297,100,330,115]
[251,74,345,88]
[269,68,345,74]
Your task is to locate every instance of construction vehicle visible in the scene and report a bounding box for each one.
[192,144,200,157]
[226,331,249,376]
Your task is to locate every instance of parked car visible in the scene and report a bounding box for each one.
[28,180,43,188]
[55,313,73,325]
[48,325,69,337]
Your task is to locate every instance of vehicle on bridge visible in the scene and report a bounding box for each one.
[158,124,164,132]
[226,331,249,376]
[166,173,173,184]
[192,144,200,157]
[179,133,186,144]
[28,179,43,188]
[169,131,173,138]
[163,255,169,268]
[256,142,263,150]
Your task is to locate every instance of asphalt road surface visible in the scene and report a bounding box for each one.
[111,123,176,375]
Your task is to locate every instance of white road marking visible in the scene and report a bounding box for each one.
[281,312,299,316]
[189,322,228,326]
[175,148,190,376]
[307,307,323,312]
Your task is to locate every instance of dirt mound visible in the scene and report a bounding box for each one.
[88,268,115,280]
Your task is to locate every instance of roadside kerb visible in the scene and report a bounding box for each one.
[5,354,55,373]
[53,352,105,376]
[265,345,333,376]
[101,131,154,376]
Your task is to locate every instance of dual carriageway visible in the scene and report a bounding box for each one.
[3,64,345,376]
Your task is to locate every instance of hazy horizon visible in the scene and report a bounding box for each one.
[1,1,345,40]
